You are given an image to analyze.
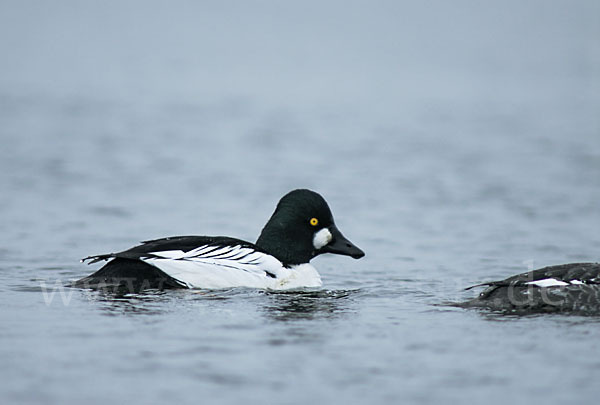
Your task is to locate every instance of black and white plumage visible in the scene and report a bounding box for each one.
[73,189,365,292]
[460,263,600,314]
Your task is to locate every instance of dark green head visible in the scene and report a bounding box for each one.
[256,189,365,266]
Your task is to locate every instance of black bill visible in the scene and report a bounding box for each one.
[321,225,365,259]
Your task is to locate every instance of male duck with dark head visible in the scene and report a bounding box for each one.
[74,189,365,292]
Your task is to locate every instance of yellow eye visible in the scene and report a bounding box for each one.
[309,217,319,226]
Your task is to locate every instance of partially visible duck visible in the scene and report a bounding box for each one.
[461,263,600,314]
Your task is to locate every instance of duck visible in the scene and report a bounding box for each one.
[73,189,365,292]
[460,262,600,314]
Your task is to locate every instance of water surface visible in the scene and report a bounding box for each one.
[1,1,599,404]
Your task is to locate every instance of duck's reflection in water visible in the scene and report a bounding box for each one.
[262,289,359,322]
[82,288,174,316]
[79,287,361,323]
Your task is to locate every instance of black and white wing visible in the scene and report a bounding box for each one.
[82,236,285,289]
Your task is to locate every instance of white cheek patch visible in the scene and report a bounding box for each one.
[313,228,333,250]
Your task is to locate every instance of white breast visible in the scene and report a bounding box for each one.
[270,263,323,290]
[142,245,322,290]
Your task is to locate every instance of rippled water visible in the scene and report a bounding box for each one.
[1,1,599,404]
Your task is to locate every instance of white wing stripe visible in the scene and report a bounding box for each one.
[151,250,186,259]
[197,245,242,258]
[525,278,569,287]
[223,250,254,261]
[147,245,259,261]
[205,247,248,260]
[187,245,220,256]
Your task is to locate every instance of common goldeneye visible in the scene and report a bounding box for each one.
[73,189,364,292]
[460,263,600,314]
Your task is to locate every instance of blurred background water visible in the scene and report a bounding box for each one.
[0,1,599,404]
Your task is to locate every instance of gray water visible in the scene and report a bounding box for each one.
[1,1,600,404]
